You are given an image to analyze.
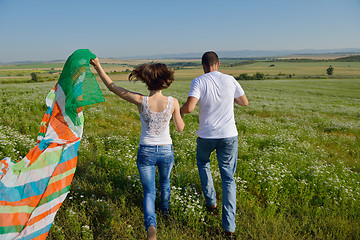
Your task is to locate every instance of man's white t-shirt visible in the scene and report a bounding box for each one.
[188,71,245,139]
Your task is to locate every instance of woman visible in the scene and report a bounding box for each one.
[90,58,184,240]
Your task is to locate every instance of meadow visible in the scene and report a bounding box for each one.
[0,59,360,239]
[2,58,360,83]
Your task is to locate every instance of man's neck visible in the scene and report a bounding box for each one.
[203,63,219,73]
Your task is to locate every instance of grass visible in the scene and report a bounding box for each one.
[2,59,360,83]
[0,73,360,239]
[0,62,65,70]
[221,61,360,76]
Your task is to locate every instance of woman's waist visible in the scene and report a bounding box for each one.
[139,134,172,146]
[138,143,173,154]
[139,143,172,148]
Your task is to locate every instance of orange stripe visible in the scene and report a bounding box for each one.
[42,173,75,199]
[26,142,63,165]
[0,212,31,227]
[49,102,77,141]
[32,232,49,240]
[26,201,63,227]
[25,146,43,165]
[38,114,50,134]
[0,195,41,207]
[39,125,47,133]
[1,154,77,205]
[39,113,50,122]
[52,156,77,177]
[40,112,50,120]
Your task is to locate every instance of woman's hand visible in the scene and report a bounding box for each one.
[89,57,143,106]
[90,58,100,68]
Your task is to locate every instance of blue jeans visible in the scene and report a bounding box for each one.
[137,144,174,231]
[196,136,238,232]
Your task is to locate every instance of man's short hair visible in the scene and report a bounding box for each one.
[202,51,219,67]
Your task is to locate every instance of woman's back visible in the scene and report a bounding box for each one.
[91,59,184,239]
[146,94,170,112]
[139,95,173,145]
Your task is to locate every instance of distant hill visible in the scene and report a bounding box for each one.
[122,48,360,59]
[0,60,64,66]
[2,49,360,64]
[334,55,360,62]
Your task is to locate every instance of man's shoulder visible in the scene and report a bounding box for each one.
[206,71,234,79]
[194,73,208,80]
[218,71,235,80]
[191,73,208,86]
[193,71,235,82]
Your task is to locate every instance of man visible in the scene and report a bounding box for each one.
[180,51,248,238]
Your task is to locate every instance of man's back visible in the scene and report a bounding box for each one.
[189,71,244,138]
[180,51,248,237]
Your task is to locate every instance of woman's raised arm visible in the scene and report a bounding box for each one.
[90,58,143,106]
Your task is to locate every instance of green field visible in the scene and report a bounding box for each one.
[0,74,359,239]
[2,58,360,84]
[221,61,360,76]
[0,62,65,70]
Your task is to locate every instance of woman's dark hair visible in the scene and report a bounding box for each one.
[129,63,174,90]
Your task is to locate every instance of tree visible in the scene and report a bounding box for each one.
[235,73,252,80]
[327,65,334,76]
[235,72,266,80]
[254,72,265,80]
[31,72,38,82]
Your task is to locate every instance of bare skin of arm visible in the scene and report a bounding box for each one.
[180,94,248,117]
[90,58,143,107]
[172,98,185,132]
[91,58,184,132]
[234,94,248,106]
[180,96,198,117]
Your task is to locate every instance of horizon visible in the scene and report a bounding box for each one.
[1,0,360,62]
[1,48,360,64]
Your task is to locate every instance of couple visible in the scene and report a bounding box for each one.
[90,51,248,240]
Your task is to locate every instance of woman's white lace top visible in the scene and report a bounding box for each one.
[139,96,173,145]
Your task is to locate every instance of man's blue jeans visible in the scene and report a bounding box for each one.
[137,144,174,231]
[196,136,238,232]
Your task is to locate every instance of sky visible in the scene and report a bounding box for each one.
[1,0,360,62]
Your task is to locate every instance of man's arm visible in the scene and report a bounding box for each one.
[180,96,198,117]
[234,94,248,106]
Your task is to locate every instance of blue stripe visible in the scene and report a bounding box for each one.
[38,139,53,151]
[0,177,50,202]
[0,141,80,202]
[18,222,53,240]
[45,106,53,114]
[58,141,80,164]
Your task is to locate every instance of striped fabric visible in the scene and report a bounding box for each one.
[0,49,104,239]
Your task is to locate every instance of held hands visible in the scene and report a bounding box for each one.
[180,107,185,119]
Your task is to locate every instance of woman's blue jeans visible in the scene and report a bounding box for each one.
[137,144,174,231]
[196,136,238,232]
